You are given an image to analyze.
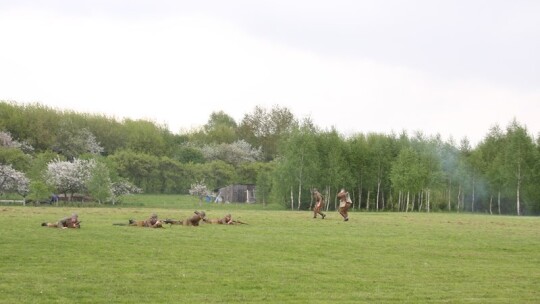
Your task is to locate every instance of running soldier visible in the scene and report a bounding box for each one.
[312,188,326,219]
[337,188,352,221]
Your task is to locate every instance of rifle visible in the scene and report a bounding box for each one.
[163,219,182,225]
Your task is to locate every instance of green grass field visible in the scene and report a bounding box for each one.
[1,197,539,303]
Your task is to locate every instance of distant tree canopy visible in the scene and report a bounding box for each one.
[238,105,298,161]
[1,101,540,215]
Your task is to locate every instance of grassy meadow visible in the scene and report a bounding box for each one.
[0,195,539,303]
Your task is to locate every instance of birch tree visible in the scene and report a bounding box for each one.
[438,138,460,211]
[503,120,536,215]
[348,134,370,210]
[277,122,319,210]
[390,147,423,212]
[318,129,349,211]
[478,126,506,214]
[365,133,395,211]
[256,169,272,207]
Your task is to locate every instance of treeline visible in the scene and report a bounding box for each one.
[0,101,291,196]
[1,101,539,215]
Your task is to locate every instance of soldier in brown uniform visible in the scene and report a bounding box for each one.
[42,213,80,228]
[203,213,248,225]
[337,188,352,221]
[163,211,206,226]
[112,213,163,228]
[125,213,163,228]
[204,213,233,224]
[312,188,326,219]
[143,213,162,227]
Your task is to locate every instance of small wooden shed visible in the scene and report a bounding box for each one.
[216,184,256,203]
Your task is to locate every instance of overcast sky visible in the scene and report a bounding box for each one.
[1,0,539,146]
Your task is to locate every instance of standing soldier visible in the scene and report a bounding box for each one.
[312,188,326,219]
[337,188,352,221]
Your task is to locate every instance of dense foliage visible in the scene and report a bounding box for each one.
[1,101,539,214]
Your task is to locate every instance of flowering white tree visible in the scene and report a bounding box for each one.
[231,140,262,162]
[189,180,210,206]
[53,126,104,160]
[201,144,220,162]
[202,140,262,166]
[45,158,96,200]
[110,180,143,205]
[0,131,34,153]
[0,131,16,147]
[80,128,105,155]
[45,157,141,204]
[0,164,30,204]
